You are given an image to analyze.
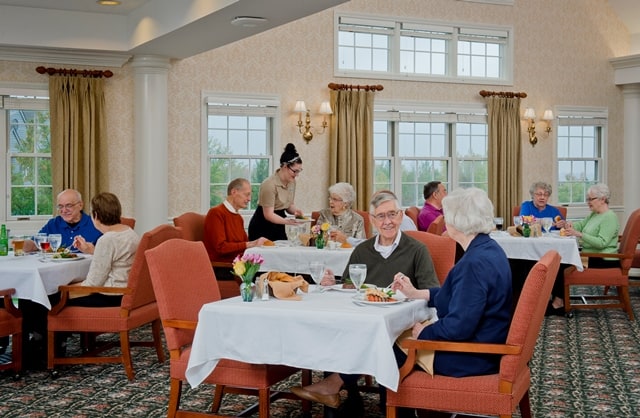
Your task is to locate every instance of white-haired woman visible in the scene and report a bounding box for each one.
[547,183,620,315]
[392,187,512,377]
[317,182,365,245]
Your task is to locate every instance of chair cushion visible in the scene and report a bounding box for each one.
[48,302,159,332]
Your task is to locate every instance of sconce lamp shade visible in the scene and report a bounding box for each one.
[319,101,333,115]
[542,109,554,121]
[523,108,536,119]
[294,100,307,113]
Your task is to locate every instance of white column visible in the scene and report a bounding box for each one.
[622,84,640,222]
[131,55,171,233]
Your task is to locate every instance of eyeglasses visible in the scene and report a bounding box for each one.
[288,166,303,175]
[328,196,343,202]
[534,192,550,197]
[587,197,600,202]
[372,210,401,222]
[56,202,80,211]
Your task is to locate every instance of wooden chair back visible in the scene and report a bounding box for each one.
[0,288,22,375]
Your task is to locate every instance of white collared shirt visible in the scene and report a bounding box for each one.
[223,199,238,214]
[373,230,402,259]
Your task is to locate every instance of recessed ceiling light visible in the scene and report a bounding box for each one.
[230,16,268,28]
[97,0,121,5]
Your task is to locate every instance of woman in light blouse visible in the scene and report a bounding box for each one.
[69,192,139,307]
[318,182,365,246]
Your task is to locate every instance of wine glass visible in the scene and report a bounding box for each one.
[493,217,504,231]
[34,232,49,259]
[541,217,553,235]
[285,224,298,245]
[308,262,325,292]
[513,216,523,228]
[48,234,62,253]
[348,264,367,295]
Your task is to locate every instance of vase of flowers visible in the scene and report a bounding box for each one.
[312,222,330,249]
[232,253,264,302]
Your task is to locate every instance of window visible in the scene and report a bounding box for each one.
[556,107,607,204]
[374,102,488,207]
[336,14,512,84]
[204,94,278,210]
[1,94,52,220]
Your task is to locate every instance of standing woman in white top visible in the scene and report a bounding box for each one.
[69,192,140,307]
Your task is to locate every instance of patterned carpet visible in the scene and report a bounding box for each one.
[2,285,640,417]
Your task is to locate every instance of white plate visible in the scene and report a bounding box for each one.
[329,284,357,292]
[351,294,405,306]
[50,255,85,262]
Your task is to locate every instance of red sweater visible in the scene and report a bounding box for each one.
[203,203,248,263]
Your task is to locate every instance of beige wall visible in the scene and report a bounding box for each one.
[0,0,630,222]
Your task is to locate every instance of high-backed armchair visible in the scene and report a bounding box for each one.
[47,224,182,380]
[0,288,22,378]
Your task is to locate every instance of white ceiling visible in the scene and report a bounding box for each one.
[0,0,638,62]
[0,0,349,61]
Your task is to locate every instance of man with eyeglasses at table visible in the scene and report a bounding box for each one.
[25,189,102,254]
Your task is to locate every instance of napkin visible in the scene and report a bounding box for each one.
[395,319,435,376]
[257,271,309,300]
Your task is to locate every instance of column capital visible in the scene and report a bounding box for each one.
[130,55,171,73]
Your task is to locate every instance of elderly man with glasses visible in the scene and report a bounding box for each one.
[26,189,102,253]
[320,190,438,290]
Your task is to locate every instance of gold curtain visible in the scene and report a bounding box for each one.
[328,89,375,211]
[49,75,106,209]
[486,95,522,220]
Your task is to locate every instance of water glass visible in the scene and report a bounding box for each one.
[348,264,367,294]
[513,216,523,228]
[49,234,62,253]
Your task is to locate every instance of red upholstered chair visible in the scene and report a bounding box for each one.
[386,250,561,418]
[145,239,309,418]
[173,211,239,298]
[120,216,136,229]
[47,224,182,380]
[405,206,420,230]
[563,208,640,320]
[0,288,22,377]
[426,214,445,236]
[630,248,640,286]
[404,230,456,285]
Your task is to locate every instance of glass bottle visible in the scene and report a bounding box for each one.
[523,223,531,238]
[0,224,8,256]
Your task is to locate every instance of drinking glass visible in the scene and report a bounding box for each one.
[513,216,523,228]
[541,217,553,235]
[285,224,299,245]
[493,217,504,231]
[34,232,49,259]
[308,262,325,292]
[48,234,62,253]
[348,264,367,295]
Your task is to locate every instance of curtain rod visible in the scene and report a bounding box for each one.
[36,66,113,78]
[328,83,384,91]
[479,90,527,98]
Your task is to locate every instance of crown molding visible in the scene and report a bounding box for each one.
[0,45,131,68]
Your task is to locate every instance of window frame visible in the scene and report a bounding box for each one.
[0,83,51,224]
[374,100,488,207]
[201,92,280,213]
[335,12,513,85]
[555,106,608,206]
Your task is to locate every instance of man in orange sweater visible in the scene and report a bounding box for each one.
[204,178,267,280]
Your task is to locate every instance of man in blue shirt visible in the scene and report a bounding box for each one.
[27,189,102,253]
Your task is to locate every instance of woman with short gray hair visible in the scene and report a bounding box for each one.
[317,182,365,244]
[519,181,565,229]
[391,187,512,379]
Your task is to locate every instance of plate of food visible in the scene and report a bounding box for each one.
[50,253,84,262]
[351,287,405,306]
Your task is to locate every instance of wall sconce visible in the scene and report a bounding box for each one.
[523,108,554,147]
[294,100,332,144]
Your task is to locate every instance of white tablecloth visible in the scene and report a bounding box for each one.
[490,231,583,271]
[0,253,91,308]
[185,288,434,391]
[244,244,354,275]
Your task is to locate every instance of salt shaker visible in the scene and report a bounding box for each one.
[261,277,270,301]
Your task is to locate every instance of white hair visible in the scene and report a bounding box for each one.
[442,188,494,235]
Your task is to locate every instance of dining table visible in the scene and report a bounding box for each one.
[243,242,354,276]
[0,252,91,309]
[490,231,583,306]
[185,286,435,392]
